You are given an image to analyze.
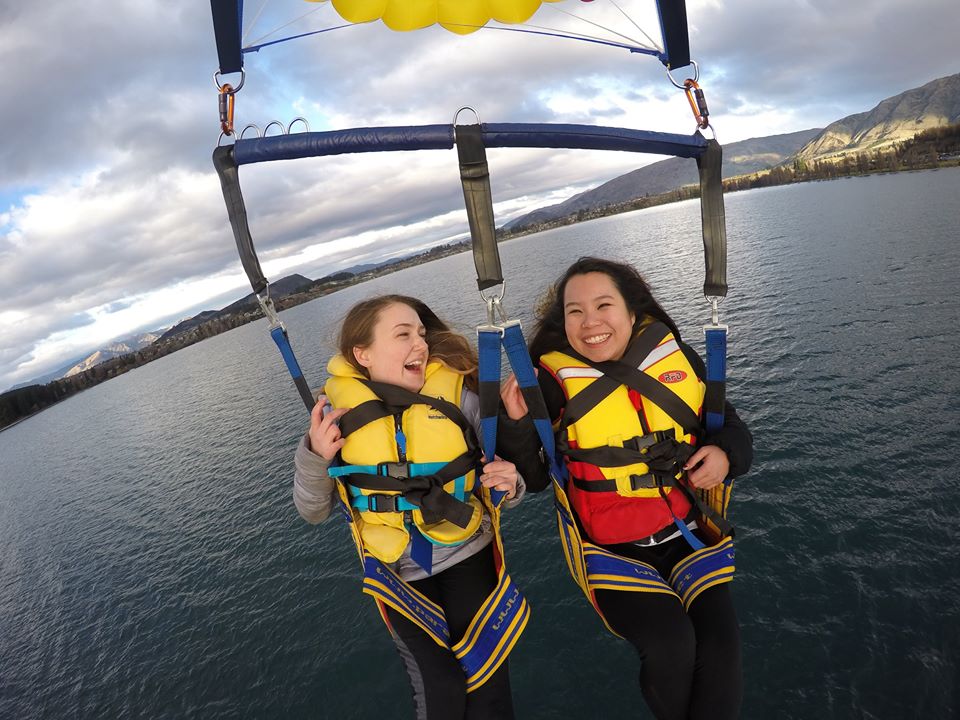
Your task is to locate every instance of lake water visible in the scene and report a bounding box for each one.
[2,167,959,719]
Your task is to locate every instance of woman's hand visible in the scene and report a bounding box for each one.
[479,455,519,499]
[308,395,349,461]
[683,445,730,490]
[500,372,530,421]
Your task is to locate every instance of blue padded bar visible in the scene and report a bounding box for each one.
[234,125,455,165]
[482,123,706,158]
[233,123,708,166]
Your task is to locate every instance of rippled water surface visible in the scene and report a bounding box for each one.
[2,167,959,718]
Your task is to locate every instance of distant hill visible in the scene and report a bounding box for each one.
[214,273,315,316]
[505,129,821,230]
[795,73,960,161]
[159,273,314,342]
[61,331,163,379]
[506,72,960,231]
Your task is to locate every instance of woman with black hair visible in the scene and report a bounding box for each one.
[502,257,753,720]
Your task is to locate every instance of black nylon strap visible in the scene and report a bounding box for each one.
[338,399,393,438]
[697,138,728,298]
[455,124,503,291]
[703,379,726,423]
[587,360,701,436]
[212,145,268,295]
[355,380,480,459]
[560,322,671,430]
[344,452,479,528]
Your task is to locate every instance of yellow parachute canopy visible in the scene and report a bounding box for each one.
[311,0,566,35]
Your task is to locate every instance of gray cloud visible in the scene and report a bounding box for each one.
[2,0,956,388]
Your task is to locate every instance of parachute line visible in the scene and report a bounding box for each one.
[240,0,269,46]
[540,4,661,55]
[243,5,331,51]
[467,24,664,59]
[243,23,354,55]
[606,0,663,54]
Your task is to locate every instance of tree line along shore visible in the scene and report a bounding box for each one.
[3,123,958,432]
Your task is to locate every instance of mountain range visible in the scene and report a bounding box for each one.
[506,72,960,230]
[21,73,960,389]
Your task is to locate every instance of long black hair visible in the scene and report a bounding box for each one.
[528,256,681,361]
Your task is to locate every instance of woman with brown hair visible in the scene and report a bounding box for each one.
[501,257,753,720]
[293,294,534,720]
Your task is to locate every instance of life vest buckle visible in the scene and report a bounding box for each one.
[377,461,410,478]
[367,493,402,513]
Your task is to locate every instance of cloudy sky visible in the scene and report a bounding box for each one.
[1,0,955,390]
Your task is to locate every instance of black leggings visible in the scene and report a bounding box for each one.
[595,536,742,720]
[384,542,515,720]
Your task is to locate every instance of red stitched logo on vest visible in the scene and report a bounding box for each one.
[658,370,687,383]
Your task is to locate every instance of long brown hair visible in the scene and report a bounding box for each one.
[528,256,681,361]
[337,294,478,392]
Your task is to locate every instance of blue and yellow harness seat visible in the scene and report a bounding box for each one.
[326,356,529,691]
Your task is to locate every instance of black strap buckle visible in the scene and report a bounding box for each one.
[625,429,675,453]
[377,461,410,478]
[368,493,401,513]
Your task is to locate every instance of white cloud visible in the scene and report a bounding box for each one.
[2,0,956,389]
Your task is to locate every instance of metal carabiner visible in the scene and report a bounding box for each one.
[218,83,236,136]
[705,295,725,327]
[214,70,245,137]
[257,287,284,331]
[683,78,710,130]
[479,284,507,328]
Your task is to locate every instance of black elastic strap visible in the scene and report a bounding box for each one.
[697,138,728,298]
[359,380,480,454]
[657,0,691,70]
[344,452,479,528]
[212,145,268,295]
[560,323,671,431]
[455,124,503,291]
[337,399,393,438]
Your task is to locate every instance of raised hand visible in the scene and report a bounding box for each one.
[479,455,519,499]
[308,395,349,461]
[500,372,530,421]
[683,445,730,490]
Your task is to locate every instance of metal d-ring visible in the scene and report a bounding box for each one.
[453,106,481,126]
[665,59,699,89]
[214,69,245,93]
[263,120,285,136]
[287,117,310,134]
[705,295,725,326]
[480,284,507,327]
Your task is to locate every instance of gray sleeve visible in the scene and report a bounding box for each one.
[293,434,337,524]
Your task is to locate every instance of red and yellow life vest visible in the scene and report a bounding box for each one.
[540,324,705,545]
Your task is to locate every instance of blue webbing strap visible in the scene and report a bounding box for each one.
[703,325,727,434]
[500,323,565,481]
[477,327,507,509]
[269,324,314,412]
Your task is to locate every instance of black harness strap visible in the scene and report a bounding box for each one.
[342,452,479,528]
[359,380,479,451]
[560,322,701,436]
[212,145,268,295]
[697,138,727,298]
[455,123,503,291]
[337,399,393,439]
[559,322,671,431]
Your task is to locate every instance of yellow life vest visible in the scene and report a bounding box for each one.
[539,321,706,544]
[324,355,483,563]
